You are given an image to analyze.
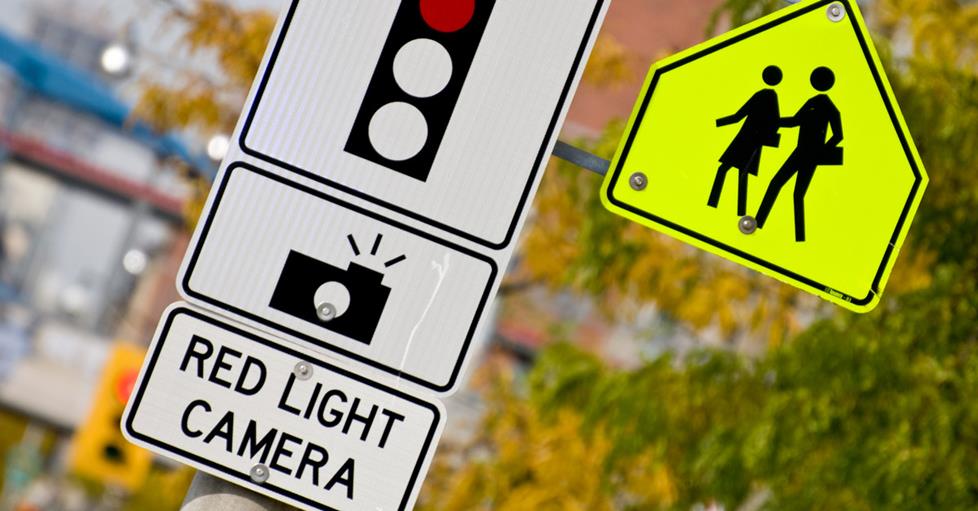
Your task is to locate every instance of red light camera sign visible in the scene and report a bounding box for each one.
[136,1,607,508]
[346,0,496,182]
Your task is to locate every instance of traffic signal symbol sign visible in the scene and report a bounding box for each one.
[240,0,608,248]
[345,0,496,182]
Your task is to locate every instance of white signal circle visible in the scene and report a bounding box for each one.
[368,102,429,161]
[313,281,351,318]
[393,38,453,98]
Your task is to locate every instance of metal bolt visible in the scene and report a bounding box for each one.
[827,2,845,22]
[250,464,269,484]
[739,216,758,235]
[293,361,313,381]
[316,302,337,322]
[629,172,648,191]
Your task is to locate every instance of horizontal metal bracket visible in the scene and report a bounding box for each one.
[552,140,610,176]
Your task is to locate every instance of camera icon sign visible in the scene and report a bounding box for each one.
[270,250,394,345]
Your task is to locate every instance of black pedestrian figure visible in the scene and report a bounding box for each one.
[708,65,783,216]
[755,67,843,242]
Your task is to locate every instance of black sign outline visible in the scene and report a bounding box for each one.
[604,0,926,307]
[239,0,607,250]
[182,162,499,394]
[124,306,442,511]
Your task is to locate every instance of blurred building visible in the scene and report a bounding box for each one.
[565,0,724,135]
[0,9,210,431]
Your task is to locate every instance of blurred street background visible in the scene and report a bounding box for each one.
[0,0,976,510]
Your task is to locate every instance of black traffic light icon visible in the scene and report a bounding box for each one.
[345,0,496,182]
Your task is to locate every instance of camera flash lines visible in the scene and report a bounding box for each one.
[347,233,407,268]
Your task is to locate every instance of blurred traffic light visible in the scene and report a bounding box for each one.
[70,343,150,491]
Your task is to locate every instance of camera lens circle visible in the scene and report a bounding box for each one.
[314,281,351,321]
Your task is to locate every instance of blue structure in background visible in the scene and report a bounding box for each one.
[0,29,216,181]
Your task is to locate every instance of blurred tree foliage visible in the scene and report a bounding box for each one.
[136,0,276,224]
[137,0,275,135]
[418,373,677,511]
[0,411,28,497]
[490,262,978,510]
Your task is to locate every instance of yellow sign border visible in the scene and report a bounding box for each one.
[600,0,928,313]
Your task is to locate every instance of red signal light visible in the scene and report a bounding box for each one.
[115,369,139,404]
[420,0,476,33]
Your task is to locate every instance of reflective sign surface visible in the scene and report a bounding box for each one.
[602,0,927,312]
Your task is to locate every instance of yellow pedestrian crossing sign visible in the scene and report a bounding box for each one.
[600,0,927,313]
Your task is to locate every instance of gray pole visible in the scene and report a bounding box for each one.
[179,473,293,511]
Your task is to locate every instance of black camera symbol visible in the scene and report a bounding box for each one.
[269,251,391,345]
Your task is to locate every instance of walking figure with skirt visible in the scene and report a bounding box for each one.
[708,65,784,216]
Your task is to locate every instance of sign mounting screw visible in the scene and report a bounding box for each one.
[293,362,313,381]
[250,464,270,484]
[739,216,758,235]
[827,3,845,22]
[316,302,337,322]
[629,172,648,191]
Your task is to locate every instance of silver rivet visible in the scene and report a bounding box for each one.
[250,464,269,484]
[827,2,845,22]
[293,361,313,381]
[739,216,758,235]
[316,302,337,322]
[629,172,648,191]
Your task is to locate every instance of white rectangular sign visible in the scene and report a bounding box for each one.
[180,0,609,395]
[240,0,607,248]
[182,163,496,393]
[123,305,444,511]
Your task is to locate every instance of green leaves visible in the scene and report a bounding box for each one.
[135,1,275,134]
[505,264,978,510]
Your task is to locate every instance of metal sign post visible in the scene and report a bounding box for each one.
[180,473,290,511]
